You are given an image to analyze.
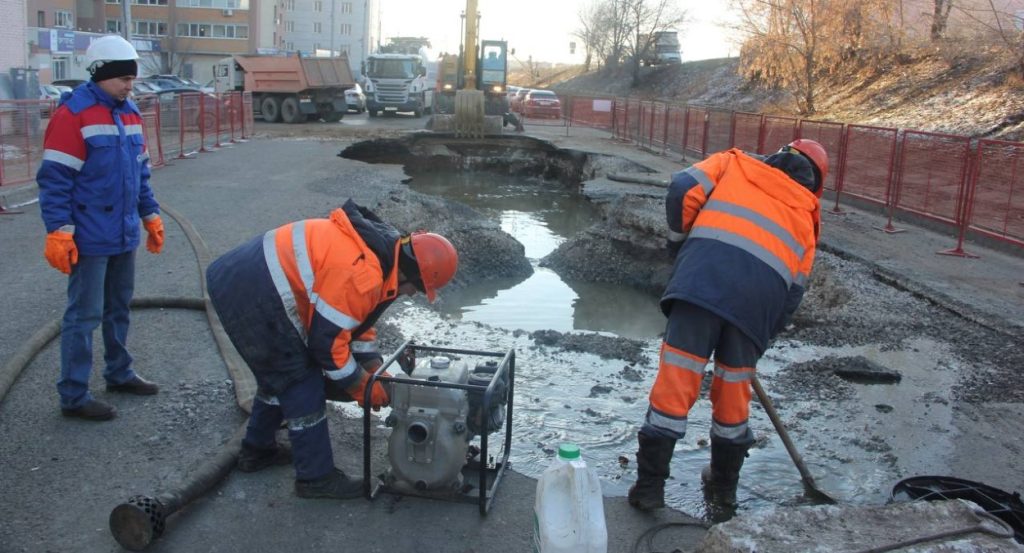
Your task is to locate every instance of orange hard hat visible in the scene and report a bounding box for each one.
[787,139,829,195]
[409,232,458,303]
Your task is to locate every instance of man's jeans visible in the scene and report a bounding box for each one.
[58,251,138,409]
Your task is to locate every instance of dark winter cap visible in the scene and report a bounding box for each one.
[90,59,138,82]
[763,151,818,193]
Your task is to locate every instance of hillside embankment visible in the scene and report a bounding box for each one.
[546,50,1024,142]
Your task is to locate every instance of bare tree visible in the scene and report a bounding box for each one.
[953,0,1024,77]
[931,0,955,41]
[574,2,601,71]
[732,0,897,115]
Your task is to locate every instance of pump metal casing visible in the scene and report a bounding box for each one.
[386,356,471,492]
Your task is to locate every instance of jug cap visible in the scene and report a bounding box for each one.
[558,443,580,460]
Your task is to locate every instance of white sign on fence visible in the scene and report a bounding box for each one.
[592,99,612,113]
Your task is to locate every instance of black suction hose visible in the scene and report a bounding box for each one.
[0,204,257,552]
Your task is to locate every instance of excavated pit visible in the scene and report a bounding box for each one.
[341,133,1024,522]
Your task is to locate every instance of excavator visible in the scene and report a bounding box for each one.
[431,0,513,137]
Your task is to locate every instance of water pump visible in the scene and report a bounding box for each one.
[362,342,514,514]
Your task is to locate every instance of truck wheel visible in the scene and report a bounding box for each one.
[261,96,281,123]
[322,111,343,122]
[413,106,423,118]
[281,97,304,124]
[368,109,378,118]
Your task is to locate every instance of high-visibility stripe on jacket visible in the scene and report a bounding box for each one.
[37,81,158,256]
[206,202,401,395]
[663,149,820,351]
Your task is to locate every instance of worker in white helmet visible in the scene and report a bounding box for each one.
[37,34,165,421]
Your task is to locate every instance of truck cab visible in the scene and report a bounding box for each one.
[362,52,436,117]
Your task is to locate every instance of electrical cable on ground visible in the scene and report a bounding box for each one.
[631,520,710,553]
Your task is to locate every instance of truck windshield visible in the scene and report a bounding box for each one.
[367,59,417,79]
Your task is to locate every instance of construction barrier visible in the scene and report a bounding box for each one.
[0,100,49,187]
[558,94,1024,251]
[970,140,1024,247]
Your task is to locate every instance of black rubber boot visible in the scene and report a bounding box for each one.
[701,438,750,508]
[627,432,676,511]
[295,468,363,500]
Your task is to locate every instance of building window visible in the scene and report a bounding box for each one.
[134,20,167,36]
[106,19,123,33]
[179,0,247,8]
[177,22,248,38]
[314,0,322,11]
[340,2,351,14]
[54,10,73,28]
[285,20,294,32]
[53,57,69,80]
[107,0,169,4]
[37,11,45,26]
[285,0,294,10]
[313,22,321,33]
[286,41,293,50]
[340,23,350,35]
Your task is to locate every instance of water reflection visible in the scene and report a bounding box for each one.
[409,171,665,339]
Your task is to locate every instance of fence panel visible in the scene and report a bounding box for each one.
[683,106,707,159]
[798,119,845,193]
[836,125,899,207]
[732,112,762,153]
[0,100,48,187]
[648,102,670,152]
[968,140,1024,246]
[706,108,733,156]
[567,96,615,130]
[760,116,799,155]
[894,131,972,225]
[664,104,686,156]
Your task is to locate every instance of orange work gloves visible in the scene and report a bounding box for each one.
[143,215,164,254]
[44,229,78,274]
[346,369,391,411]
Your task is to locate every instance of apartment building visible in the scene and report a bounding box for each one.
[278,0,378,78]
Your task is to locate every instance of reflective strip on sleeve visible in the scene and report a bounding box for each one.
[645,406,688,436]
[42,149,85,171]
[124,124,144,136]
[662,349,706,376]
[351,340,379,354]
[684,166,715,196]
[287,408,327,432]
[323,356,359,381]
[713,363,754,384]
[711,420,749,441]
[80,124,120,138]
[263,230,308,341]
[705,199,804,259]
[688,227,794,286]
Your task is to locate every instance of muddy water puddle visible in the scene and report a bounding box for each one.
[380,305,965,518]
[408,171,665,339]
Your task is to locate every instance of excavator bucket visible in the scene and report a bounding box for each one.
[454,89,485,138]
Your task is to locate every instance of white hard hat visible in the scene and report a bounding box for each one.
[85,35,140,73]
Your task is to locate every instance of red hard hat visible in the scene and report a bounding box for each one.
[787,139,829,195]
[409,232,458,303]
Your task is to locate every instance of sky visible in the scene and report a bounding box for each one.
[378,0,741,65]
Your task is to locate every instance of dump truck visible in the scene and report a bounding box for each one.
[643,31,682,66]
[212,53,355,123]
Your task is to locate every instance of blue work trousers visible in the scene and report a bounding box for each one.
[58,251,138,409]
[245,372,335,481]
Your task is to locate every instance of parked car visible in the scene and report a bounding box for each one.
[345,83,366,113]
[133,81,161,97]
[134,87,223,129]
[38,85,62,117]
[522,89,562,119]
[51,78,86,89]
[511,88,530,111]
[141,75,199,91]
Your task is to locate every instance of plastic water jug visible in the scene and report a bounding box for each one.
[532,443,608,553]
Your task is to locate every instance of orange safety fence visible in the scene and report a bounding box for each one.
[562,93,1024,251]
[969,140,1024,247]
[0,100,50,187]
